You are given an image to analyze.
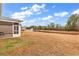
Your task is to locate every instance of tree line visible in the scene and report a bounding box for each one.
[26,14,79,31]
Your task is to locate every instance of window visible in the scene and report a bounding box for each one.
[14,25,19,34]
[0,32,4,36]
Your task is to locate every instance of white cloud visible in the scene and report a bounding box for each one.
[42,15,53,20]
[22,19,35,24]
[11,15,25,20]
[11,10,33,20]
[29,20,35,23]
[72,9,79,14]
[36,12,42,14]
[31,4,46,13]
[11,12,25,20]
[21,7,28,10]
[54,11,69,17]
[11,4,46,20]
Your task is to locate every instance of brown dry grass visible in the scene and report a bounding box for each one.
[0,30,79,56]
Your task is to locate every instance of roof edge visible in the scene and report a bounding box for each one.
[0,16,22,23]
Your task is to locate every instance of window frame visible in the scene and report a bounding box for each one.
[14,25,19,34]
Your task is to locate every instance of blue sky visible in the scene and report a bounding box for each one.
[2,3,79,26]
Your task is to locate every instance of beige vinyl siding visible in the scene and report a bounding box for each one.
[0,21,12,25]
[0,18,21,38]
[0,21,13,38]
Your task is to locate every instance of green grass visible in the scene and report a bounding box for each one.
[5,38,22,49]
[0,38,23,50]
[0,35,36,55]
[0,38,35,51]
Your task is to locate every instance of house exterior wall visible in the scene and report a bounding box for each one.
[0,18,21,38]
[0,21,13,38]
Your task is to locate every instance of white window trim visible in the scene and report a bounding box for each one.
[12,23,21,37]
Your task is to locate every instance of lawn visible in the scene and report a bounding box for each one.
[0,30,79,56]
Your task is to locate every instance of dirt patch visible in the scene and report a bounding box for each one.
[0,30,79,55]
[35,30,79,35]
